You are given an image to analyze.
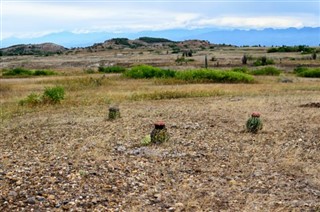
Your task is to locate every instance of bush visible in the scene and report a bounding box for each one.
[98,66,126,73]
[175,69,254,83]
[250,67,281,76]
[297,68,320,78]
[43,86,65,104]
[124,65,176,79]
[3,68,33,76]
[294,66,309,74]
[19,93,42,106]
[2,68,56,77]
[253,56,275,66]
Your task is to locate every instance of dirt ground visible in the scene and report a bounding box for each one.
[1,92,319,211]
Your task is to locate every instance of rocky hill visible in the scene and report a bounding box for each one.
[1,37,215,56]
[0,43,67,56]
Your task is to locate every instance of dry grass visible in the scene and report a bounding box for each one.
[1,48,320,211]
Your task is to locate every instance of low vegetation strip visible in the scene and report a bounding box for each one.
[294,66,320,78]
[2,68,56,77]
[123,65,254,83]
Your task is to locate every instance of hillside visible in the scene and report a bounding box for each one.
[1,37,215,56]
[0,43,67,56]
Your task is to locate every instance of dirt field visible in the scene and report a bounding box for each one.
[1,47,320,211]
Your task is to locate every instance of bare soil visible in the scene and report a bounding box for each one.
[1,94,319,211]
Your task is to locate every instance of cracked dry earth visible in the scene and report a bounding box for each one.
[1,95,319,211]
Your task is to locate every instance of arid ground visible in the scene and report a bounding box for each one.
[1,47,320,211]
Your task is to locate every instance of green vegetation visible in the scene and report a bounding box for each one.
[138,37,173,43]
[124,65,176,79]
[267,45,315,54]
[98,66,126,73]
[111,38,131,46]
[175,57,195,64]
[246,113,263,133]
[124,65,254,83]
[2,68,56,77]
[20,85,65,106]
[250,66,281,76]
[253,56,275,66]
[294,67,320,78]
[175,69,254,83]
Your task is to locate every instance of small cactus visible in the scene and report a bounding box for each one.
[108,106,120,120]
[150,121,169,144]
[246,112,263,133]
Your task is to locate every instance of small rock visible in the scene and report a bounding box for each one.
[47,194,55,200]
[8,191,18,197]
[26,197,36,204]
[175,202,184,208]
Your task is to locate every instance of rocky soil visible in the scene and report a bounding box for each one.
[1,95,319,211]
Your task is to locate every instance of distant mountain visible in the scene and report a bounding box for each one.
[1,27,319,48]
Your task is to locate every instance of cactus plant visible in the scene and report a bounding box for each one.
[246,112,263,133]
[108,106,120,120]
[150,121,169,144]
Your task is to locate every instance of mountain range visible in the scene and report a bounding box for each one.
[1,27,319,48]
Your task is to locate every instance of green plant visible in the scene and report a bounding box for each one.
[150,121,169,144]
[108,106,120,120]
[140,135,151,146]
[175,69,254,83]
[250,66,281,76]
[42,86,65,104]
[297,68,320,78]
[2,68,56,77]
[124,65,176,79]
[19,93,42,106]
[232,67,250,73]
[98,66,126,73]
[246,112,263,133]
[253,56,274,66]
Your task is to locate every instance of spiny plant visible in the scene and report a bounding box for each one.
[150,121,170,144]
[246,112,263,133]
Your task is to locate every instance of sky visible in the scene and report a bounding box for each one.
[1,0,320,40]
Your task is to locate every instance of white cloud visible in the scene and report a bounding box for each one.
[1,1,319,39]
[197,15,319,29]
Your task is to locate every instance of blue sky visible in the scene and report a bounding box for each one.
[1,0,319,39]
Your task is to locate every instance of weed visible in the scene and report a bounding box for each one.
[250,66,281,76]
[2,68,56,77]
[124,65,176,79]
[98,66,126,73]
[43,86,65,104]
[297,68,320,78]
[253,56,274,66]
[175,69,254,83]
[19,93,42,106]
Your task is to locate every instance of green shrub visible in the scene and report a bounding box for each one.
[43,86,65,104]
[250,66,281,76]
[98,66,126,73]
[175,69,254,83]
[3,68,33,76]
[294,66,309,74]
[253,56,275,66]
[33,70,56,76]
[19,93,42,106]
[267,45,315,53]
[231,67,250,73]
[2,68,55,77]
[124,65,176,79]
[297,68,320,78]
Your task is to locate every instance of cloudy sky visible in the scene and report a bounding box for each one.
[1,0,319,39]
